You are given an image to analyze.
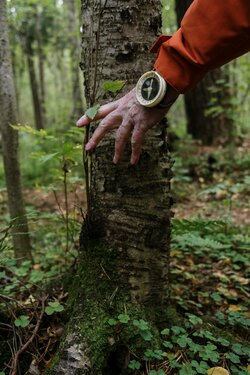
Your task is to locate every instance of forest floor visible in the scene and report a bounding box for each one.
[0,139,249,374]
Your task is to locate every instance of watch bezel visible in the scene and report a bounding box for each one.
[136,70,167,107]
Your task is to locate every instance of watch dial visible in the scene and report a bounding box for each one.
[141,77,159,101]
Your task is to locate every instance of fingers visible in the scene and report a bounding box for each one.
[76,101,119,127]
[130,127,144,165]
[113,119,134,164]
[85,113,122,151]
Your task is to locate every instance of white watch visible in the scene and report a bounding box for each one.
[135,70,167,107]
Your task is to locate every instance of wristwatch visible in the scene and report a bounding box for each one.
[136,70,178,108]
[136,70,167,107]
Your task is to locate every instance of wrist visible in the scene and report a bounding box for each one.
[156,83,179,109]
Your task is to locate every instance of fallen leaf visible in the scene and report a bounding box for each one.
[228,304,242,312]
[207,367,229,375]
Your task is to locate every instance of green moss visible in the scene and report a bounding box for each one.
[48,240,174,373]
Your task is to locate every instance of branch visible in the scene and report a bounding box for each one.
[10,296,47,375]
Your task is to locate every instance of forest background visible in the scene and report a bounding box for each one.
[0,0,250,374]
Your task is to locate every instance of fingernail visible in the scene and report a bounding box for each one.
[113,157,117,164]
[85,143,91,151]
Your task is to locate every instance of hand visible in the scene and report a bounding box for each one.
[76,87,178,165]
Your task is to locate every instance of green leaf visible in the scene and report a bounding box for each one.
[102,80,126,93]
[217,338,230,347]
[48,301,64,312]
[14,315,30,327]
[176,334,193,348]
[108,318,117,326]
[161,328,170,335]
[118,314,130,324]
[226,352,241,364]
[38,152,59,164]
[133,319,149,331]
[180,363,195,375]
[163,340,173,349]
[186,313,203,326]
[191,360,208,374]
[45,306,55,315]
[171,326,186,335]
[232,343,244,355]
[140,330,153,341]
[85,104,100,120]
[45,301,64,315]
[30,270,45,282]
[128,360,141,370]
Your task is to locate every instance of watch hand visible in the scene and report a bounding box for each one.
[147,79,153,99]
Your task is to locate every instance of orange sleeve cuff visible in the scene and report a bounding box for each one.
[151,32,207,94]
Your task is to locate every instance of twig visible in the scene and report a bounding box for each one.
[0,294,24,307]
[10,296,47,375]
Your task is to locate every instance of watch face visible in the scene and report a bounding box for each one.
[136,71,167,107]
[141,77,159,101]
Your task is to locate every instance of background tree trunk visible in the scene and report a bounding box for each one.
[25,36,45,130]
[175,0,235,144]
[65,0,83,120]
[48,1,173,374]
[0,0,32,262]
[35,5,47,128]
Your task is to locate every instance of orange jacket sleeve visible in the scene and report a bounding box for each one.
[151,0,250,93]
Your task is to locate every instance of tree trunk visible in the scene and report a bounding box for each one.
[65,0,83,120]
[0,0,32,262]
[175,0,234,145]
[48,1,173,374]
[35,5,47,128]
[25,36,45,130]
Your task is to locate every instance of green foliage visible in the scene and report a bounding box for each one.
[14,315,30,327]
[108,311,250,374]
[85,104,100,120]
[128,360,141,370]
[102,80,126,93]
[45,301,64,315]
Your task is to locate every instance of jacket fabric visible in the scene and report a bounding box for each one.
[151,0,250,93]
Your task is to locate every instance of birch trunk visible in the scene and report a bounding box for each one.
[0,0,32,262]
[48,1,172,373]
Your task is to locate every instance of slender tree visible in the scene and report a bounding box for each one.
[49,1,172,373]
[0,0,32,262]
[35,4,47,128]
[175,0,235,144]
[25,32,45,130]
[64,0,83,120]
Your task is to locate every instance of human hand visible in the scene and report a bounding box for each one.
[76,87,178,165]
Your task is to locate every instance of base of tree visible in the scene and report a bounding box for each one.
[46,240,173,375]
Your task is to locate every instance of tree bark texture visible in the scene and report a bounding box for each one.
[48,1,173,374]
[0,0,32,261]
[82,0,172,310]
[175,0,234,145]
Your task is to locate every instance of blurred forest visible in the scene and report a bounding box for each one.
[0,0,249,374]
